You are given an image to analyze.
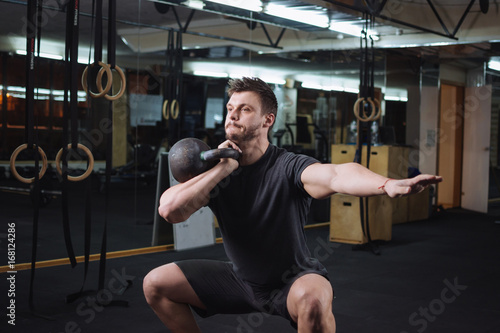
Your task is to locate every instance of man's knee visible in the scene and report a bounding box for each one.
[288,277,334,331]
[143,263,178,305]
[143,268,162,305]
[296,293,329,321]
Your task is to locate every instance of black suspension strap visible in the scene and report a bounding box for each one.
[162,30,174,124]
[98,0,113,292]
[353,12,380,255]
[81,0,112,99]
[60,0,78,271]
[163,29,183,145]
[61,0,96,303]
[98,0,132,303]
[9,0,50,316]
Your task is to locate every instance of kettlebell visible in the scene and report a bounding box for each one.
[168,138,240,183]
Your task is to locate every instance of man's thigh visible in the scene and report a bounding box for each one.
[175,259,258,317]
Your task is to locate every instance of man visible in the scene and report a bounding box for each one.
[143,77,442,333]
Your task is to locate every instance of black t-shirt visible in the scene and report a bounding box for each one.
[208,144,328,288]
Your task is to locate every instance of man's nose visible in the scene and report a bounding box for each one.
[229,109,239,120]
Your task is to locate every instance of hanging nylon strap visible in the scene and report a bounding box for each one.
[353,12,379,254]
[25,0,45,315]
[64,0,95,303]
[97,0,132,303]
[61,0,78,270]
[99,0,113,291]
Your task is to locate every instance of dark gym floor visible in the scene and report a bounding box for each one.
[1,173,500,333]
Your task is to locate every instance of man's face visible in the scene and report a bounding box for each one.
[225,91,268,144]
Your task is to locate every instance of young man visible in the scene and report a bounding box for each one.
[144,77,442,333]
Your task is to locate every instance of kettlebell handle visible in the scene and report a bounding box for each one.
[201,148,240,161]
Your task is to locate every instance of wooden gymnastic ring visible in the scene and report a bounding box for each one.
[361,98,376,121]
[369,97,382,121]
[9,144,48,184]
[353,97,376,122]
[353,97,363,120]
[55,144,95,182]
[96,65,126,101]
[162,99,169,120]
[170,99,179,120]
[81,61,112,98]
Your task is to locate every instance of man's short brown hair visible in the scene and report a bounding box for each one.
[227,77,278,120]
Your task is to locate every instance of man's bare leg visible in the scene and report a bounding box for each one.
[286,274,336,333]
[143,263,205,333]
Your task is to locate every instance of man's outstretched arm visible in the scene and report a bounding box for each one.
[301,162,442,200]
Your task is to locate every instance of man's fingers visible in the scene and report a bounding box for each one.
[219,140,242,153]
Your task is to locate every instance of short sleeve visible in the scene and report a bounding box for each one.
[281,152,319,194]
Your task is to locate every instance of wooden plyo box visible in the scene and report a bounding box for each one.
[330,193,393,244]
[407,187,430,222]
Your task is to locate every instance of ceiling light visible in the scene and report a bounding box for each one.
[343,87,360,94]
[16,50,63,60]
[183,0,205,10]
[265,4,329,28]
[260,76,286,85]
[488,60,500,72]
[205,0,262,12]
[193,70,228,78]
[385,95,403,101]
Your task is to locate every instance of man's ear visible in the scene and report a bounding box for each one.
[263,113,275,128]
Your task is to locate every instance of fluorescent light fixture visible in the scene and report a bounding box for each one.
[16,50,63,60]
[194,70,228,78]
[78,57,91,64]
[330,85,346,92]
[229,72,254,80]
[260,76,286,85]
[265,3,329,28]
[183,0,205,10]
[302,82,360,93]
[2,85,87,101]
[385,95,408,101]
[488,60,500,71]
[205,0,262,12]
[301,82,324,90]
[4,85,25,93]
[343,87,359,94]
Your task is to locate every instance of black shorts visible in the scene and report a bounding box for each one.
[175,259,327,325]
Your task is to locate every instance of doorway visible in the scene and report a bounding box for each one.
[437,83,464,209]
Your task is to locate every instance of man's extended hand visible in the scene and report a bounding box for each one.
[383,174,443,198]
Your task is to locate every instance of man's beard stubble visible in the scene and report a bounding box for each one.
[225,122,261,143]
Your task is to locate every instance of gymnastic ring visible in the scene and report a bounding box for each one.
[9,144,48,184]
[81,61,112,98]
[162,99,169,120]
[55,143,95,182]
[96,65,126,101]
[353,97,376,122]
[170,99,179,120]
[360,98,376,121]
[369,97,382,121]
